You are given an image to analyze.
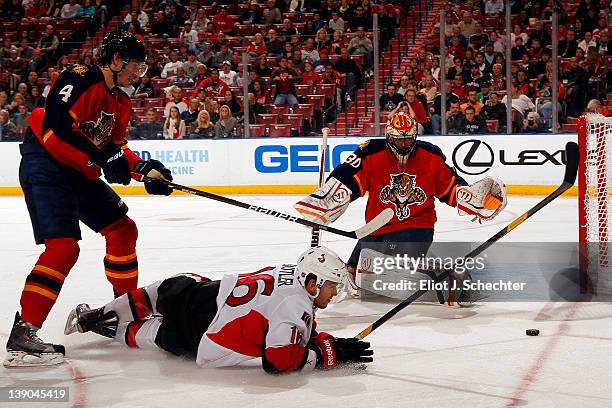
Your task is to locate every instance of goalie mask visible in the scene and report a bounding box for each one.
[385,112,418,165]
[296,246,348,299]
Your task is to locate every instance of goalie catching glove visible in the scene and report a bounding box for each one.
[133,159,173,196]
[306,332,373,370]
[294,177,352,225]
[456,177,507,222]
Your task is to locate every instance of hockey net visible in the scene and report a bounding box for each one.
[579,113,612,295]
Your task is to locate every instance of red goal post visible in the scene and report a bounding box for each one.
[578,113,612,295]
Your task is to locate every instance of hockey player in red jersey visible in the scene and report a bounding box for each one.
[294,112,507,291]
[4,30,174,368]
[64,247,373,373]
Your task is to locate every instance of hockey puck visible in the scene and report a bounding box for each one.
[526,329,540,336]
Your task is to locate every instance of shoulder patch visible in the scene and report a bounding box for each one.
[359,138,387,156]
[415,140,446,160]
[71,65,89,76]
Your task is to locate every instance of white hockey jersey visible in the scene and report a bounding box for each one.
[196,264,318,373]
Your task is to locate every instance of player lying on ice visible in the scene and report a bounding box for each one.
[295,112,508,301]
[64,247,373,374]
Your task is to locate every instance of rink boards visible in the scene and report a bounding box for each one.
[0,133,577,196]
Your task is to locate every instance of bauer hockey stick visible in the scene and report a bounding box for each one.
[311,127,330,247]
[134,175,393,239]
[355,141,579,340]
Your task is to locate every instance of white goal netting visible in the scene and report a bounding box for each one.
[580,113,612,295]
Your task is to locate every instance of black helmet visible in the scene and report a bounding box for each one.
[99,30,146,65]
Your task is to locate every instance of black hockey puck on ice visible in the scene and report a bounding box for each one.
[526,329,540,336]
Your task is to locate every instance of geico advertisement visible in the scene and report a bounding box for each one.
[250,134,577,185]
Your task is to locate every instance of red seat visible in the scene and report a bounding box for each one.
[305,95,325,111]
[143,98,164,109]
[267,124,292,137]
[235,24,252,36]
[294,84,313,99]
[268,105,290,115]
[293,103,314,119]
[266,56,278,68]
[18,20,32,31]
[349,54,365,69]
[132,107,147,118]
[361,123,386,136]
[281,114,304,135]
[56,30,72,41]
[257,114,279,125]
[0,21,15,31]
[316,84,336,101]
[253,24,269,34]
[71,19,86,31]
[248,124,267,137]
[229,86,243,95]
[284,13,298,22]
[152,78,171,91]
[486,120,499,133]
[328,54,341,64]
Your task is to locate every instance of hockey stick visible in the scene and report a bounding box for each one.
[354,141,579,340]
[135,175,393,239]
[311,127,330,247]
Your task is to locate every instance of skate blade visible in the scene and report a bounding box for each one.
[3,351,64,368]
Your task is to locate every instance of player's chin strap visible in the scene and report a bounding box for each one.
[107,61,126,92]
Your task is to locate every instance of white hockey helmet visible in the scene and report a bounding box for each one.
[296,246,348,291]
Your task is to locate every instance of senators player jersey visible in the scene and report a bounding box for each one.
[27,64,141,180]
[331,139,467,234]
[197,265,317,373]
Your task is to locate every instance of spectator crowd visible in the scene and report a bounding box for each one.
[1,0,408,140]
[0,0,609,140]
[377,0,611,134]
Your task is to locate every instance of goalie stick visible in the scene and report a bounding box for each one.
[311,127,330,247]
[354,141,579,340]
[134,175,393,239]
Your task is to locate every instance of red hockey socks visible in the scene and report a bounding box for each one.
[101,217,139,297]
[20,238,80,327]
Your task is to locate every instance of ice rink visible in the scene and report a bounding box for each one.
[1,194,611,408]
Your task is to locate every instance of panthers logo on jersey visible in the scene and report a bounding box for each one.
[80,111,115,146]
[379,173,426,220]
[71,64,89,76]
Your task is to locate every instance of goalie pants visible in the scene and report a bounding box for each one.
[347,227,434,268]
[111,275,220,358]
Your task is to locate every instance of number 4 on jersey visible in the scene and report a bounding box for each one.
[59,85,74,102]
[226,267,275,307]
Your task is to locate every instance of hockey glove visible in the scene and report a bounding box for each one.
[294,177,352,225]
[133,159,173,196]
[311,332,373,370]
[456,177,507,222]
[99,144,131,185]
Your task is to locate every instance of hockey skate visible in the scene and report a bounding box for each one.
[4,312,65,368]
[64,303,118,338]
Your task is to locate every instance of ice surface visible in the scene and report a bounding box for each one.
[1,195,610,408]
